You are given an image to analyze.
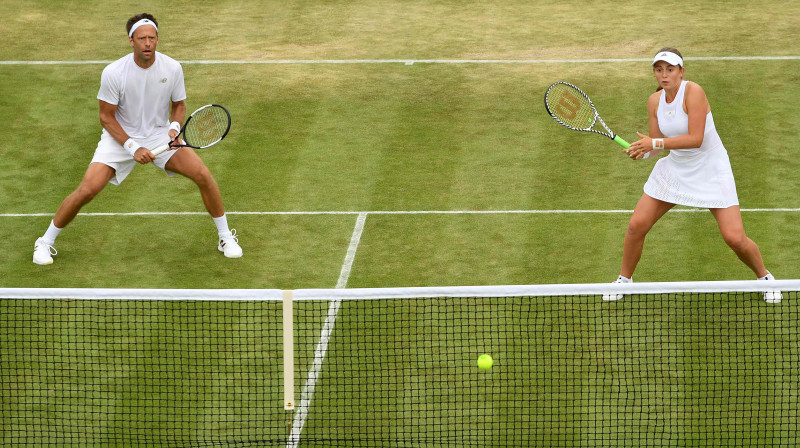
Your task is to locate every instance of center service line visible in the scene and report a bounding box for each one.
[286,212,368,448]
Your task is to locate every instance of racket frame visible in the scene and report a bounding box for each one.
[544,81,630,149]
[151,104,231,156]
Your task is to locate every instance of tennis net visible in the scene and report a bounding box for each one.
[1,282,798,447]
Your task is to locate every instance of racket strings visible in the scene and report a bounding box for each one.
[185,107,230,147]
[545,84,596,130]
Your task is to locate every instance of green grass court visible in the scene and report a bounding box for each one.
[1,1,799,446]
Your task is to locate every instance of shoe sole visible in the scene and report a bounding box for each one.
[218,245,243,258]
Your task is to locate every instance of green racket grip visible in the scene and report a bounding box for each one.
[613,135,631,149]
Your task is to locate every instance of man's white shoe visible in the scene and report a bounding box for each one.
[218,229,243,258]
[33,238,57,265]
[602,276,630,302]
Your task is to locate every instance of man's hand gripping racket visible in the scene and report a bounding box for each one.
[544,82,644,156]
[151,104,231,156]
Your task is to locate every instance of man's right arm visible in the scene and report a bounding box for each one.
[99,100,154,164]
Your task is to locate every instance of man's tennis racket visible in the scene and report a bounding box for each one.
[544,81,630,150]
[151,104,231,156]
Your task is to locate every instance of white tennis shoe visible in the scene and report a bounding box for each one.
[218,229,243,258]
[602,276,630,302]
[33,238,57,265]
[760,274,782,304]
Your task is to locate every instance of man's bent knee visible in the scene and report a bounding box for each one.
[73,183,102,204]
[71,166,112,205]
[190,165,216,188]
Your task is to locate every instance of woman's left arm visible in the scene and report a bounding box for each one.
[680,82,709,149]
[627,82,708,159]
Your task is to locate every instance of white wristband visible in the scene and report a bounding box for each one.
[652,138,664,151]
[169,121,181,133]
[123,138,141,157]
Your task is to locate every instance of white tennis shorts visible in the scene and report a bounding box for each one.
[91,128,180,185]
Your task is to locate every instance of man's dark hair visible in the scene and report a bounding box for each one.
[126,13,158,35]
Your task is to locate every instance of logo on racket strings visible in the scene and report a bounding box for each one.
[196,113,217,140]
[556,91,581,120]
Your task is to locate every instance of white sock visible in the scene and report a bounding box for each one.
[758,272,775,281]
[41,220,63,246]
[616,275,632,283]
[212,214,232,239]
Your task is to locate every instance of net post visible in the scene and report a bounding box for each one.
[283,290,295,411]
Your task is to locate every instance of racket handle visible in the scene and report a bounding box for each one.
[613,135,630,149]
[151,144,169,156]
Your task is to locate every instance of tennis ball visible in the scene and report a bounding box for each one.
[477,354,494,370]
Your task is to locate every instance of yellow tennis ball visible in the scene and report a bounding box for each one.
[477,354,494,370]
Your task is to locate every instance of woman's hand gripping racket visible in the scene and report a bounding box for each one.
[151,104,231,156]
[544,81,632,151]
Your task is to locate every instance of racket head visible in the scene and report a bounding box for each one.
[544,82,598,131]
[182,104,231,149]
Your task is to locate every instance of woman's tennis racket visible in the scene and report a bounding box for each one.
[152,104,231,156]
[544,81,630,150]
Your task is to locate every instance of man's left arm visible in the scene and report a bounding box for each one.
[169,100,186,141]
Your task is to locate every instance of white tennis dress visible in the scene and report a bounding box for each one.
[643,80,739,208]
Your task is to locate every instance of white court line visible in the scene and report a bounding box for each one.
[336,213,368,288]
[3,208,800,218]
[1,56,799,65]
[286,212,367,448]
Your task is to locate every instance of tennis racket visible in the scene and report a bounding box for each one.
[544,81,630,150]
[151,104,231,156]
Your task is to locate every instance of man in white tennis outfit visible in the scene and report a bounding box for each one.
[33,13,242,264]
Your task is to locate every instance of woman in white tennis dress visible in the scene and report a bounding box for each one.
[605,48,780,302]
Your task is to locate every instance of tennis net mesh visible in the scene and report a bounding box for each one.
[1,282,798,447]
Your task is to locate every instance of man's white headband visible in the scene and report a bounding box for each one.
[652,51,683,67]
[128,18,158,37]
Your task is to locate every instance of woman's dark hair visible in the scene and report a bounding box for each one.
[126,13,158,35]
[656,47,683,60]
